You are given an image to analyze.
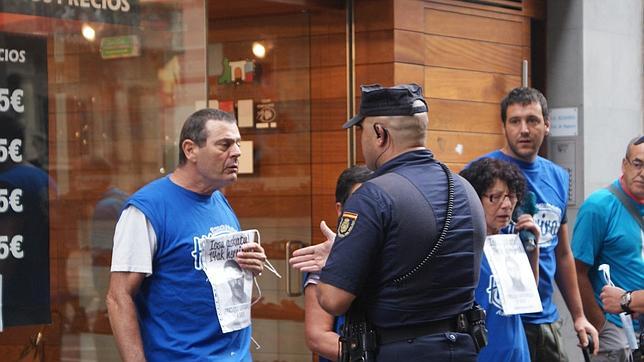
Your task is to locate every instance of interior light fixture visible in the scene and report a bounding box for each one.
[252,42,266,58]
[82,24,96,42]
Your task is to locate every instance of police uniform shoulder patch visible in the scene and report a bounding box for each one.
[337,211,358,238]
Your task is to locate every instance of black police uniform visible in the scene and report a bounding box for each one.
[320,149,486,361]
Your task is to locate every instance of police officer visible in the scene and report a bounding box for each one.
[316,83,487,361]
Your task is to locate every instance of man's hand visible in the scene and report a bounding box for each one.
[574,316,600,355]
[289,221,336,273]
[600,285,625,314]
[236,242,266,275]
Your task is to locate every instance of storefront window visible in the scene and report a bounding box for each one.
[0,0,350,360]
[0,1,207,359]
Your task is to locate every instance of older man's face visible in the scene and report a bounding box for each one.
[622,142,644,199]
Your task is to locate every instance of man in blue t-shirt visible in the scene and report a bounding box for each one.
[107,109,267,361]
[483,87,598,360]
[296,165,372,362]
[572,136,644,361]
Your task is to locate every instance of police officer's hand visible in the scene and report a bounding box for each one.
[236,242,266,275]
[288,221,336,273]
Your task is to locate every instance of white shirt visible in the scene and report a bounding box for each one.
[110,205,157,276]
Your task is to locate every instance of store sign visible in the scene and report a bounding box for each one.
[100,35,140,59]
[0,32,51,329]
[550,107,578,137]
[0,0,139,26]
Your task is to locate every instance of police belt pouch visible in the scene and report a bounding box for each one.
[340,305,378,362]
[339,163,487,361]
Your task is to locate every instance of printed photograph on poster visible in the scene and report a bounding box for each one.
[200,230,259,333]
[483,234,542,315]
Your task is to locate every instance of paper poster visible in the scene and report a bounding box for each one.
[238,141,253,174]
[208,99,219,109]
[200,230,259,333]
[0,32,51,328]
[236,99,254,128]
[483,234,542,315]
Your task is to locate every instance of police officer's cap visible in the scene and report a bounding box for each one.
[342,83,428,129]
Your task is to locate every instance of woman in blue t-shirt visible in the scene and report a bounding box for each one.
[461,158,540,362]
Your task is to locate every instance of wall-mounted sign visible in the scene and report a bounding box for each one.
[0,32,51,329]
[0,0,139,26]
[100,35,140,59]
[550,107,578,137]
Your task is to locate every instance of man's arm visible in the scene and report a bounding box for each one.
[317,282,356,316]
[555,223,599,353]
[575,259,605,331]
[289,221,336,273]
[106,272,147,362]
[601,286,644,314]
[304,284,340,361]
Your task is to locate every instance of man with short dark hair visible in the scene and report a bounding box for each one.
[572,135,644,361]
[482,87,598,360]
[107,109,266,361]
[292,165,372,361]
[316,84,487,361]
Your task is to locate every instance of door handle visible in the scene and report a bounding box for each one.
[522,59,528,87]
[285,240,305,297]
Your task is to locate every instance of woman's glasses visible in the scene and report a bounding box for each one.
[482,192,518,205]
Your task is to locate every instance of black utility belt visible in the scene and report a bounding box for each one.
[376,317,463,345]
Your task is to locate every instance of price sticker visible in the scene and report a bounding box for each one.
[0,88,24,113]
[0,138,22,163]
[0,235,24,259]
[0,189,23,213]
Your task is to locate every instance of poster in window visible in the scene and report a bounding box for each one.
[0,32,51,329]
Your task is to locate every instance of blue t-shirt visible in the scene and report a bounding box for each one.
[571,179,644,328]
[476,254,530,362]
[483,150,569,324]
[321,150,486,328]
[125,176,251,361]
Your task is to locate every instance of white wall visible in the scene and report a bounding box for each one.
[582,0,643,194]
[546,0,643,359]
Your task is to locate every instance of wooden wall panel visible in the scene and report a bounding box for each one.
[428,99,502,134]
[355,0,394,32]
[427,130,505,164]
[310,65,346,100]
[425,67,521,103]
[355,63,394,90]
[394,62,425,87]
[355,30,394,64]
[311,98,347,132]
[312,162,348,196]
[227,164,313,197]
[230,195,311,218]
[312,130,348,164]
[310,8,349,247]
[235,133,311,165]
[425,34,523,75]
[394,29,425,64]
[311,33,346,67]
[311,194,338,244]
[209,15,309,42]
[425,8,523,45]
